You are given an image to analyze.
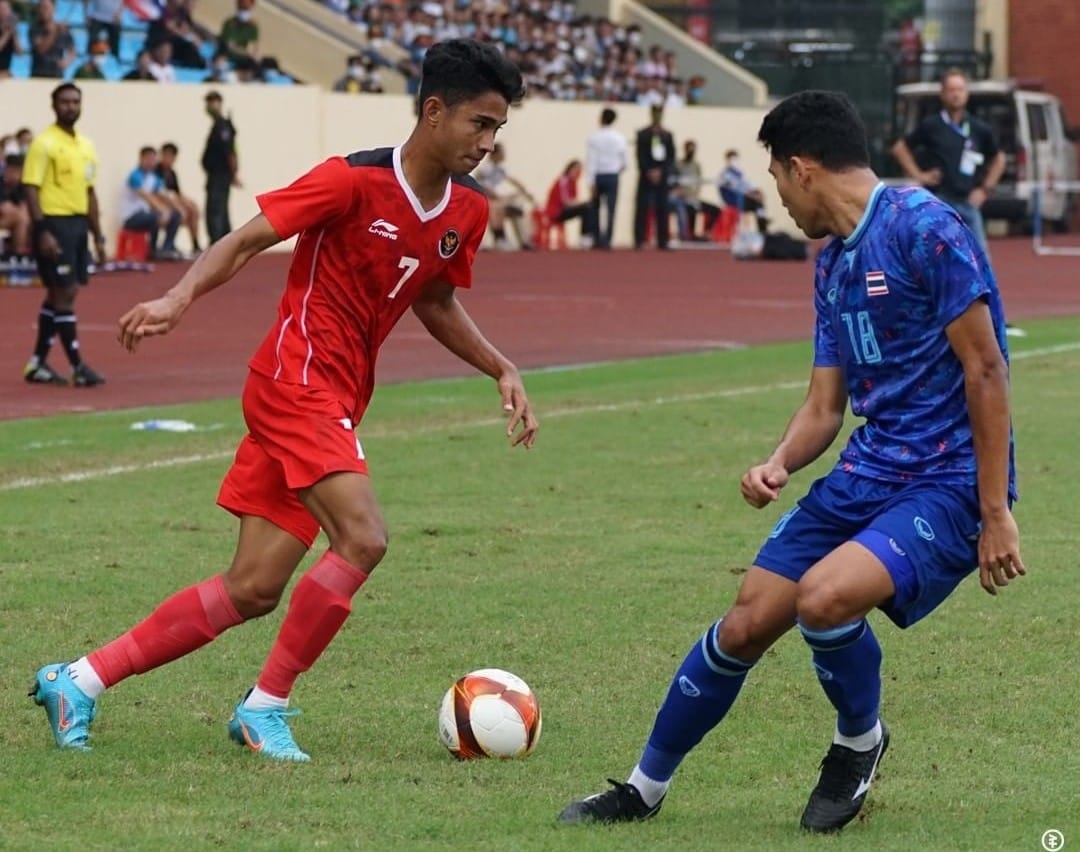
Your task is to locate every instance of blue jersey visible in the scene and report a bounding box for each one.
[812,183,1015,497]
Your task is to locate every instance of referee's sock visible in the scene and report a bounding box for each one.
[32,302,56,364]
[53,311,82,367]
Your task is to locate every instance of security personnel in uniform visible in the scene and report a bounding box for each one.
[633,104,676,250]
[22,82,107,387]
[201,91,239,244]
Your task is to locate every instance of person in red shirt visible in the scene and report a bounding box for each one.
[30,39,539,763]
[545,159,596,243]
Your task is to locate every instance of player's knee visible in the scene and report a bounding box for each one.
[717,607,769,659]
[329,519,388,572]
[795,580,847,630]
[223,574,285,619]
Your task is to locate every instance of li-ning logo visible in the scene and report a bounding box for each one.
[369,218,399,240]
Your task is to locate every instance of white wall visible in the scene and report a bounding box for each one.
[1,80,789,250]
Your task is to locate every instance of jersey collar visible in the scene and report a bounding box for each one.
[392,145,452,223]
[842,182,886,250]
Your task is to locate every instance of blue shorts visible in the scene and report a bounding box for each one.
[753,468,983,628]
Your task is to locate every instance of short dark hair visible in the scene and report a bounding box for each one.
[51,82,81,103]
[4,153,24,168]
[161,142,178,155]
[941,66,969,84]
[139,145,156,156]
[757,90,869,171]
[600,107,616,125]
[417,38,525,110]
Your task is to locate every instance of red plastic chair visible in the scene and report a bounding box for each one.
[530,209,566,250]
[711,206,740,244]
[115,229,150,262]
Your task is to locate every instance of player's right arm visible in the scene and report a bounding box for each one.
[741,365,847,508]
[117,213,280,351]
[119,157,353,352]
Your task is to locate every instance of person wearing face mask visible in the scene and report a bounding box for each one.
[219,0,260,64]
[333,54,369,94]
[72,40,109,79]
[203,50,237,84]
[719,148,768,233]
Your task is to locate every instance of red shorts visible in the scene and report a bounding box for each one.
[217,371,368,547]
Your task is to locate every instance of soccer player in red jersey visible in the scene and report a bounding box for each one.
[30,39,539,762]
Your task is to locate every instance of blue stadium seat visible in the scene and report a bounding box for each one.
[55,0,86,26]
[174,66,209,83]
[119,31,146,63]
[10,53,30,78]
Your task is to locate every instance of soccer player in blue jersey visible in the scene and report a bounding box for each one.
[559,90,1026,833]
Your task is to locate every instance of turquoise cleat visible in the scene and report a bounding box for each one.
[228,694,310,762]
[29,663,97,751]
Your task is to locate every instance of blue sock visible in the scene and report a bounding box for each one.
[638,620,756,782]
[799,619,882,737]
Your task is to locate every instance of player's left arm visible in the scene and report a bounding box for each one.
[412,280,538,448]
[945,301,1026,594]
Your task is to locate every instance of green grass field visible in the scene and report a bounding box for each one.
[2,319,1078,851]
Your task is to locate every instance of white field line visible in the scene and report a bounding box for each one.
[2,341,1078,492]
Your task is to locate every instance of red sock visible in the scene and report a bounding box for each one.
[88,574,244,688]
[256,550,369,699]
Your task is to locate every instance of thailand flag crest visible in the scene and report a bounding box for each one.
[865,270,889,297]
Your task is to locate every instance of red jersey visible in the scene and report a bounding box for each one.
[544,173,578,220]
[250,146,489,420]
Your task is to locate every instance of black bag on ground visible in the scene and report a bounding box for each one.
[762,232,808,260]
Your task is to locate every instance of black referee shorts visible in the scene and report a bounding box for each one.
[35,215,90,288]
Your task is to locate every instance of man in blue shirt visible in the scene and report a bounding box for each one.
[120,146,181,259]
[560,90,1025,834]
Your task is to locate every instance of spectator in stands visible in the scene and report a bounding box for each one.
[72,38,109,80]
[86,0,124,58]
[219,0,260,64]
[584,106,628,251]
[123,49,156,81]
[0,153,31,264]
[545,159,596,247]
[156,142,201,255]
[145,0,206,69]
[201,90,238,243]
[474,142,534,250]
[120,146,181,260]
[719,148,768,233]
[634,104,675,250]
[204,50,237,84]
[669,139,718,242]
[30,0,75,79]
[148,39,177,83]
[333,54,382,94]
[0,0,24,79]
[687,74,706,106]
[14,127,33,155]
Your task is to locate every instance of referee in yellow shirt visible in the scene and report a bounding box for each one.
[22,83,108,386]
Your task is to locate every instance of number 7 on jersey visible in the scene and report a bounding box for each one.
[390,256,419,299]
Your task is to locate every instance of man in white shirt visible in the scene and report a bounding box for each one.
[584,107,628,250]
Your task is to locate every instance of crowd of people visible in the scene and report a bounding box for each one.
[0,0,287,83]
[471,105,768,251]
[322,0,707,104]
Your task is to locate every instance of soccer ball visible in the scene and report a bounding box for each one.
[438,668,542,759]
